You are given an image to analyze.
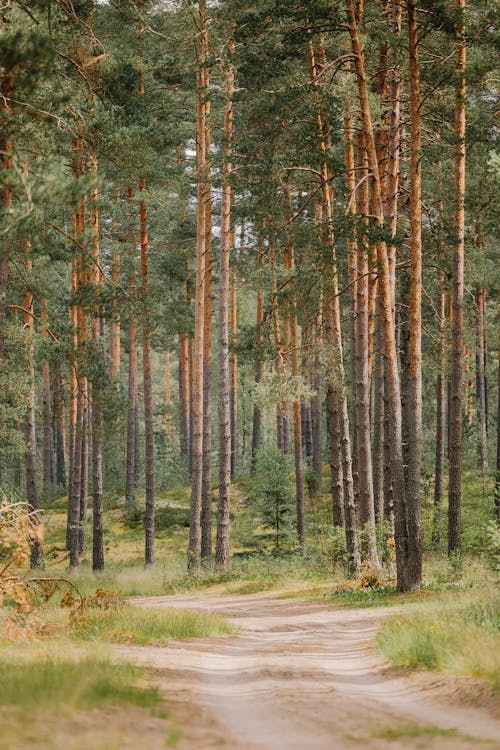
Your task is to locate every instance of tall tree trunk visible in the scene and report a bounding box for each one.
[343,113,360,505]
[283,185,306,553]
[41,298,54,491]
[308,37,360,574]
[139,177,155,566]
[23,245,42,567]
[405,0,424,588]
[90,150,104,572]
[345,0,409,588]
[165,352,172,437]
[179,331,191,461]
[230,275,238,478]
[495,303,500,520]
[382,0,401,530]
[109,191,121,380]
[433,278,446,546]
[216,41,234,572]
[188,0,209,571]
[326,385,344,528]
[372,304,385,522]
[52,360,66,488]
[475,226,488,472]
[200,7,214,566]
[125,233,139,508]
[448,0,466,555]
[0,72,13,367]
[250,237,264,474]
[310,317,323,497]
[354,136,378,565]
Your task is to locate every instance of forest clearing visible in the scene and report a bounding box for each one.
[0,0,499,748]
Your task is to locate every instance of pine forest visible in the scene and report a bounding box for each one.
[0,2,499,748]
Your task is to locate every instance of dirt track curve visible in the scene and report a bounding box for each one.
[120,593,500,750]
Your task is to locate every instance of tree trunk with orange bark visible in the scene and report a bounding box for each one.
[345,0,410,587]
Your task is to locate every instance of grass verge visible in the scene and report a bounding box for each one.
[0,654,160,712]
[376,590,500,692]
[72,603,236,645]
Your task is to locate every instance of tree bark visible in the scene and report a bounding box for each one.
[52,360,66,488]
[405,0,424,588]
[179,331,191,461]
[139,177,155,567]
[345,0,409,587]
[250,236,264,474]
[165,352,172,437]
[310,317,323,497]
[495,302,500,520]
[90,150,104,572]
[188,0,209,571]
[216,41,234,572]
[475,226,488,472]
[125,238,139,507]
[448,0,466,555]
[433,279,446,546]
[23,245,42,568]
[230,275,238,478]
[41,298,54,491]
[200,6,214,565]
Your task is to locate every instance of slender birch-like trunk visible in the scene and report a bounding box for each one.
[433,278,446,546]
[23,244,42,567]
[139,176,155,566]
[230,276,238,477]
[448,0,466,555]
[475,226,488,472]
[188,0,209,570]
[41,298,54,490]
[89,149,104,572]
[405,0,424,587]
[216,41,234,572]
[250,236,264,473]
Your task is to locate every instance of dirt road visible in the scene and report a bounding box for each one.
[122,593,499,750]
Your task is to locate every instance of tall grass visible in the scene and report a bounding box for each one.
[72,604,235,645]
[377,590,500,691]
[0,655,160,712]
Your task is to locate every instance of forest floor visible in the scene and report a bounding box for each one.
[116,592,500,750]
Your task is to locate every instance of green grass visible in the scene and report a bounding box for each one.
[72,603,236,645]
[377,590,500,691]
[370,720,466,741]
[0,655,160,713]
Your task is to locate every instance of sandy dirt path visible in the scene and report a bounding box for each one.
[119,593,499,750]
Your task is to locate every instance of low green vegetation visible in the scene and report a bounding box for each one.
[72,603,236,645]
[369,720,464,742]
[0,655,160,713]
[376,590,500,692]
